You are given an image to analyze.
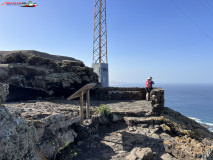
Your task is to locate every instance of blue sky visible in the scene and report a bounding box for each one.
[0,0,213,84]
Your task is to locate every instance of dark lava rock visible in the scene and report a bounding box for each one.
[0,51,98,101]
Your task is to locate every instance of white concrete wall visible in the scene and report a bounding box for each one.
[92,63,109,87]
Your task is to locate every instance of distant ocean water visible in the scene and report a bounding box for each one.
[110,83,213,132]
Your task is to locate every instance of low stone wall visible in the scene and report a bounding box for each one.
[92,87,163,100]
[150,88,165,115]
[92,87,146,100]
[92,87,165,115]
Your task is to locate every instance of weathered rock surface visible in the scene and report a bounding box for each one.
[2,98,164,160]
[0,50,79,62]
[160,153,178,160]
[4,100,81,159]
[0,83,9,103]
[1,93,212,160]
[126,147,154,160]
[0,105,40,160]
[0,51,98,101]
[164,136,213,160]
[73,104,213,160]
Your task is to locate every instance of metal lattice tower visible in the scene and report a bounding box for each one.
[93,0,107,64]
[92,0,109,87]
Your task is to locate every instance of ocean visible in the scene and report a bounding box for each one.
[161,83,213,132]
[111,83,213,132]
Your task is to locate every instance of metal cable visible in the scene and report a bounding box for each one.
[171,0,213,42]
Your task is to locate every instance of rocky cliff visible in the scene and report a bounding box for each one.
[0,50,98,101]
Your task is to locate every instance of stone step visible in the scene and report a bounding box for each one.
[124,116,163,126]
[108,100,154,117]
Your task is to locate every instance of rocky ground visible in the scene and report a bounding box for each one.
[71,107,213,160]
[72,122,177,160]
[72,118,213,160]
[4,99,153,122]
[3,99,213,160]
[2,99,154,159]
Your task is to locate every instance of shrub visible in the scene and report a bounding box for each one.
[96,104,111,116]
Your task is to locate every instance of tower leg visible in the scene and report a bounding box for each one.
[93,63,109,87]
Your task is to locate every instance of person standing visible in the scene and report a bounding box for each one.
[145,77,154,101]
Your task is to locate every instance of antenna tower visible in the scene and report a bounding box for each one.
[92,0,109,87]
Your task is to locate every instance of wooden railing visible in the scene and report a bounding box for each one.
[67,83,96,123]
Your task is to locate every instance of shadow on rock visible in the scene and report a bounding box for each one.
[73,123,128,160]
[121,131,165,157]
[207,151,213,160]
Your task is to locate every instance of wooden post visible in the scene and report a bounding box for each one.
[80,91,84,123]
[66,83,96,123]
[86,90,90,118]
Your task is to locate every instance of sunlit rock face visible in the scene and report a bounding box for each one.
[0,105,40,160]
[0,83,9,103]
[0,51,98,101]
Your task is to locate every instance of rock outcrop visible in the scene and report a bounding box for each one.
[126,147,154,160]
[0,50,79,62]
[4,100,81,159]
[0,83,9,103]
[0,105,40,160]
[0,51,98,101]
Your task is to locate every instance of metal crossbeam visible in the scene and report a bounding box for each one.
[93,0,107,64]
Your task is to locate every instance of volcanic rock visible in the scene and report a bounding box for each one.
[0,105,40,160]
[0,51,98,101]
